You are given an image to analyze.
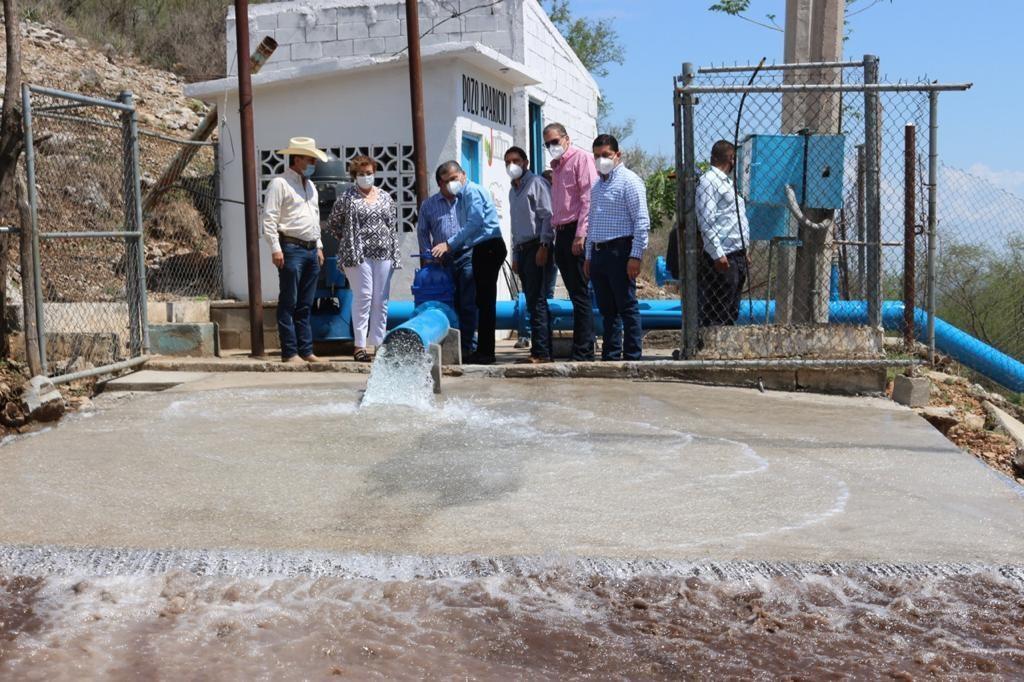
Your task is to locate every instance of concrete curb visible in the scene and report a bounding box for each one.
[3,544,1023,583]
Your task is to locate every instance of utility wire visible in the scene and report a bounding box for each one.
[390,0,505,57]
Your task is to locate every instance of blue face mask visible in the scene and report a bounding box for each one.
[302,164,316,178]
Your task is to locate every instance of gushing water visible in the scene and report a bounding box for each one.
[361,336,435,410]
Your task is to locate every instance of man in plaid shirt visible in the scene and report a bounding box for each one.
[584,134,650,361]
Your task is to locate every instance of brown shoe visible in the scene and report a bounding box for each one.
[516,356,552,364]
[302,354,326,363]
[282,355,305,365]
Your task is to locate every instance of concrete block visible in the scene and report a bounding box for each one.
[323,40,355,58]
[429,343,442,394]
[482,29,513,52]
[291,42,323,61]
[368,19,402,37]
[464,14,499,33]
[892,374,931,407]
[353,37,387,54]
[147,301,169,325]
[149,323,219,358]
[384,36,407,53]
[984,401,1024,447]
[275,27,305,45]
[254,14,277,31]
[277,11,308,29]
[369,4,399,21]
[315,7,338,25]
[169,300,211,324]
[305,25,336,42]
[337,21,369,40]
[441,328,462,366]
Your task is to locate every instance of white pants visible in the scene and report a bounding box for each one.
[344,259,394,348]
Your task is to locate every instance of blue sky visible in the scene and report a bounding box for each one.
[572,0,1024,196]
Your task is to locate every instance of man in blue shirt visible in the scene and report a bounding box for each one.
[417,163,477,358]
[585,134,650,361]
[428,161,507,365]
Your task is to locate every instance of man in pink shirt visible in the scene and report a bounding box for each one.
[544,122,597,360]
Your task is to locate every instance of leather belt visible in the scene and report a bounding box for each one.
[280,235,318,250]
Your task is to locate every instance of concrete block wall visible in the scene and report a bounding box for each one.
[226,0,519,75]
[520,0,599,148]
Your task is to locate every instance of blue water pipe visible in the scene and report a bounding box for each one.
[387,297,1024,391]
[381,301,456,351]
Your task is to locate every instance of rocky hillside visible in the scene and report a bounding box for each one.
[1,19,209,133]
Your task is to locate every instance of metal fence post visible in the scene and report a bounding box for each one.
[21,84,47,374]
[120,92,145,356]
[862,54,882,329]
[926,91,938,365]
[855,144,866,299]
[679,62,700,358]
[903,123,916,349]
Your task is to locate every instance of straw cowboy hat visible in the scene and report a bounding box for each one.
[276,136,328,163]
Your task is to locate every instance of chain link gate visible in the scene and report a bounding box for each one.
[21,85,149,378]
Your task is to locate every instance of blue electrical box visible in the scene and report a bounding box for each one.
[736,133,846,240]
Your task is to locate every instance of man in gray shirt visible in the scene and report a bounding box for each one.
[505,146,554,363]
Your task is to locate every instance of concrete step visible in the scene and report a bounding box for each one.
[101,370,213,392]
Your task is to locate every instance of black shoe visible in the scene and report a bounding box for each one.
[466,352,496,365]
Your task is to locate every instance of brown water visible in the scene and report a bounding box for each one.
[3,566,1024,679]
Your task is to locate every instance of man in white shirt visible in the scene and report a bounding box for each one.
[696,140,750,326]
[262,137,328,363]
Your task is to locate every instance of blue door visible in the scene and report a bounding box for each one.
[529,101,544,174]
[461,134,481,184]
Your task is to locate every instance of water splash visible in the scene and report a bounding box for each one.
[361,336,435,410]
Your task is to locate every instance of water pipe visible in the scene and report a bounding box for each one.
[381,301,455,351]
[387,298,1024,391]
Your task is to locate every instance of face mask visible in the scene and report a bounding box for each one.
[506,163,524,180]
[596,156,616,175]
[302,163,316,178]
[356,174,375,190]
[546,143,565,160]
[447,179,464,196]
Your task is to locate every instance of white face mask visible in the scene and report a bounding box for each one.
[596,156,617,175]
[506,163,524,180]
[546,143,565,160]
[446,179,464,196]
[356,174,375,190]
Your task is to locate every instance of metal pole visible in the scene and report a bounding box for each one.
[862,54,882,329]
[120,92,143,357]
[21,83,47,374]
[234,0,265,356]
[121,91,150,354]
[903,122,916,350]
[675,82,972,95]
[698,60,862,74]
[405,0,429,207]
[672,83,685,358]
[926,91,938,365]
[856,144,865,298]
[680,62,700,358]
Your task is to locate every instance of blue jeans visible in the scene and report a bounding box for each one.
[520,252,557,341]
[447,249,477,356]
[590,237,642,361]
[516,241,554,359]
[277,242,320,359]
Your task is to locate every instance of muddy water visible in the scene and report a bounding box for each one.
[2,568,1024,679]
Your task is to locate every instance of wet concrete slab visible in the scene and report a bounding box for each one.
[1,373,1022,565]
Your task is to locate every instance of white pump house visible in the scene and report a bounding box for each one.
[186,0,600,303]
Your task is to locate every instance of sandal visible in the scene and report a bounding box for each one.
[353,348,371,363]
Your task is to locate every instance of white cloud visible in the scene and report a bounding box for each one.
[965,163,1024,198]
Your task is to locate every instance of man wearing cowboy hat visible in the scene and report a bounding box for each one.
[262,136,328,364]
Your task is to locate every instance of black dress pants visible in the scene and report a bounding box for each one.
[472,237,508,359]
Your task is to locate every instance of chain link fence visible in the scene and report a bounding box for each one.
[23,85,147,377]
[667,58,1024,393]
[138,133,222,301]
[933,162,1024,387]
[20,85,223,378]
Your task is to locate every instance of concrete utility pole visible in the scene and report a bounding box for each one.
[776,0,845,325]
